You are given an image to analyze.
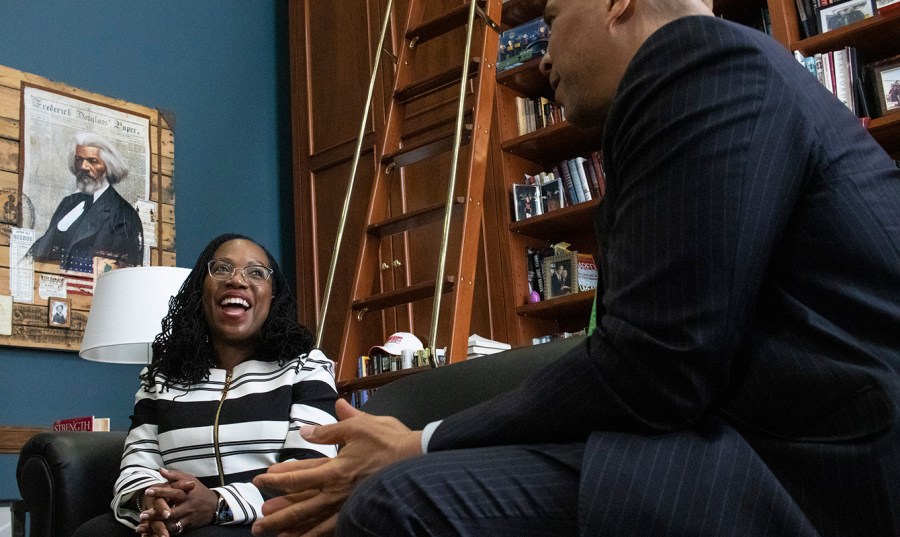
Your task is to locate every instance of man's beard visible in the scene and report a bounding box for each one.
[76,173,105,194]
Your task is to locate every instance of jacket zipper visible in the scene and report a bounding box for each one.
[213,370,233,487]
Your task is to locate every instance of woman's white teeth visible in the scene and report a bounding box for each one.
[221,297,249,308]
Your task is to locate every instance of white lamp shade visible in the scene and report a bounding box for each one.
[79,266,192,364]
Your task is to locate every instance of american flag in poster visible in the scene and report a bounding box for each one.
[64,274,94,296]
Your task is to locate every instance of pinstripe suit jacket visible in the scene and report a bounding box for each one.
[431,17,900,536]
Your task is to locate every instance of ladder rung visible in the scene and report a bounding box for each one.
[406,1,484,46]
[368,198,466,238]
[394,59,480,103]
[403,106,473,142]
[352,277,456,315]
[383,126,472,168]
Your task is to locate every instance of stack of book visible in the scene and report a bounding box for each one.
[467,334,511,359]
[510,151,606,222]
[794,47,870,119]
[514,95,565,136]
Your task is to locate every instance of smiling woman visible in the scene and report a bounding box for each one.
[71,233,339,537]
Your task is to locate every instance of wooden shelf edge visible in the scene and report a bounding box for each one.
[510,198,600,240]
[337,366,432,394]
[791,10,900,55]
[516,289,595,320]
[0,425,50,455]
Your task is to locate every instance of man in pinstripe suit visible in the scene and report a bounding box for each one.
[253,0,900,535]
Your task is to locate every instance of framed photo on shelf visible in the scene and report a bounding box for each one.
[867,54,900,118]
[542,252,577,299]
[48,298,71,328]
[541,178,564,213]
[818,0,875,33]
[512,183,541,221]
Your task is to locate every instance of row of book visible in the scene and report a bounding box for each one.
[511,152,606,222]
[795,47,900,120]
[795,0,898,39]
[514,95,565,136]
[526,246,598,303]
[795,46,868,117]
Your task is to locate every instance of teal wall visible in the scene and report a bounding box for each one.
[0,0,293,498]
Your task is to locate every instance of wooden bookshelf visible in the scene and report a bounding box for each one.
[491,0,900,349]
[290,0,900,390]
[769,5,900,157]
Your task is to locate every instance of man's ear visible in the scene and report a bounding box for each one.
[607,0,635,25]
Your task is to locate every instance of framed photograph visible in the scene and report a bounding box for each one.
[542,252,578,299]
[819,0,875,33]
[512,183,541,221]
[540,178,565,213]
[21,84,151,272]
[867,54,900,118]
[48,298,71,328]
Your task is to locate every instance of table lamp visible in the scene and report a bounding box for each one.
[79,266,191,364]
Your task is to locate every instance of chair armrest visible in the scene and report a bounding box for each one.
[16,431,126,537]
[361,335,587,429]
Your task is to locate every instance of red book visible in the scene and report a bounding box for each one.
[52,415,110,431]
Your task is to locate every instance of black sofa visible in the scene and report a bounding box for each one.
[15,336,585,537]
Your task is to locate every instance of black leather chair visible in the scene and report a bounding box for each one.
[15,336,585,537]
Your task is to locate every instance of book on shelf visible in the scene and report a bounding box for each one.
[795,46,873,119]
[467,345,509,359]
[589,151,607,198]
[795,0,819,37]
[557,161,579,205]
[513,96,564,136]
[526,246,546,301]
[573,156,593,202]
[576,253,599,292]
[512,155,607,223]
[467,334,512,351]
[52,415,110,431]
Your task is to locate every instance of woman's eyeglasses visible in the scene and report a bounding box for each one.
[207,259,273,285]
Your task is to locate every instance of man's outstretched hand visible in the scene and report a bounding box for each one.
[251,398,424,537]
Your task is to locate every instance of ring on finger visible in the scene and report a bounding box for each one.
[174,520,184,535]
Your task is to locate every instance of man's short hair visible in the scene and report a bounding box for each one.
[69,132,130,184]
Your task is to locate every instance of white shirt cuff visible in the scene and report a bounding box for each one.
[421,420,443,453]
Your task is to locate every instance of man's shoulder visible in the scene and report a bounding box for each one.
[97,187,137,212]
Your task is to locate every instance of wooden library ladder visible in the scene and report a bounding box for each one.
[316,0,503,385]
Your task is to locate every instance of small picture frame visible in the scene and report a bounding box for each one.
[867,54,900,118]
[512,183,541,221]
[819,0,875,33]
[49,298,71,328]
[541,178,565,213]
[542,252,578,299]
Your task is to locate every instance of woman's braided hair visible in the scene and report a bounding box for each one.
[141,233,315,389]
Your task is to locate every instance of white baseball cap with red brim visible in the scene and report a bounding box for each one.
[368,332,424,356]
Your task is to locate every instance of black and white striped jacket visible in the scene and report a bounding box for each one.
[112,350,338,527]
